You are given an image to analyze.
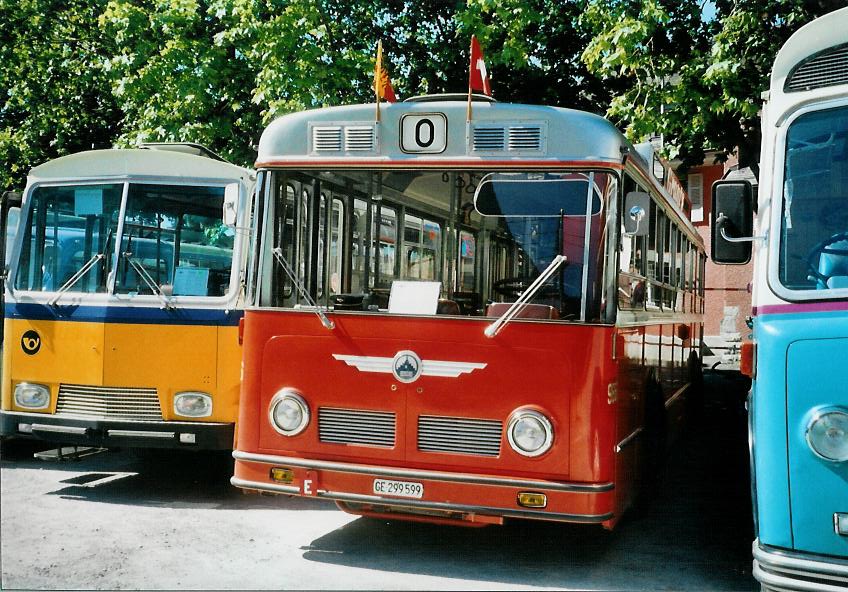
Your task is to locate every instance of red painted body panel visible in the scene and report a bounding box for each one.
[235,309,698,527]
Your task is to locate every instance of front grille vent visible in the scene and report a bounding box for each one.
[318,407,396,447]
[472,122,545,154]
[312,126,343,152]
[786,44,848,92]
[418,415,502,457]
[56,384,162,421]
[344,126,375,151]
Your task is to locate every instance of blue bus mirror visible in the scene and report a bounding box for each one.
[711,180,754,264]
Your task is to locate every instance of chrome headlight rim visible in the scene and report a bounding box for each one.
[806,407,848,463]
[268,388,310,437]
[506,408,554,458]
[173,391,213,418]
[13,382,50,410]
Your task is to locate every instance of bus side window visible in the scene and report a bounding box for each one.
[618,175,646,310]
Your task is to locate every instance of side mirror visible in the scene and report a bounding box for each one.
[223,183,239,227]
[711,180,753,264]
[623,191,650,236]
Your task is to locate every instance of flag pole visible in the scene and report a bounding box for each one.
[466,38,473,122]
[375,40,382,123]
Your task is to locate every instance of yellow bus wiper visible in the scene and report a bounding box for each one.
[122,251,173,310]
[48,229,113,307]
[272,246,334,330]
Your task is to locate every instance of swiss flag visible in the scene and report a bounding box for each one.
[468,35,492,97]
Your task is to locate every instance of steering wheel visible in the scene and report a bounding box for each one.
[806,232,848,287]
[493,276,564,299]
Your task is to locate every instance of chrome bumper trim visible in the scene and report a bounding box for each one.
[107,429,175,439]
[233,450,613,493]
[230,477,613,523]
[31,424,89,435]
[2,410,229,427]
[231,477,299,495]
[753,539,848,592]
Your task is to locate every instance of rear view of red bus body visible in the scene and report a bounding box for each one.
[233,97,705,529]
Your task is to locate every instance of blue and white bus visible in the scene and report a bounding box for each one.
[711,7,848,591]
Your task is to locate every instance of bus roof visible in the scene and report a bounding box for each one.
[771,6,848,96]
[257,100,631,168]
[28,148,253,185]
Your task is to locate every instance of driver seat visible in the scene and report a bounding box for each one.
[819,239,848,289]
[485,302,560,320]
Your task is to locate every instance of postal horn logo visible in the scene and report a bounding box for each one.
[392,350,422,383]
[21,330,41,355]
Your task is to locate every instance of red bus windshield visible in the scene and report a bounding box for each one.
[255,169,617,323]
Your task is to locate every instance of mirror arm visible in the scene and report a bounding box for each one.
[716,213,766,244]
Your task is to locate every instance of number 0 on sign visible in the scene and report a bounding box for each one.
[401,114,447,154]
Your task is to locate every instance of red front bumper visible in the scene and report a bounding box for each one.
[232,450,616,527]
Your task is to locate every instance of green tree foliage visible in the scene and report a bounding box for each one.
[581,0,846,169]
[0,0,121,191]
[3,0,843,190]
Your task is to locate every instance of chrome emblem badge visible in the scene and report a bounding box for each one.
[392,350,422,383]
[332,352,486,383]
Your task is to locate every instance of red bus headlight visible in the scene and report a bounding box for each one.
[507,409,553,457]
[269,389,310,436]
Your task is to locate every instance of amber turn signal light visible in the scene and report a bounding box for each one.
[517,492,547,508]
[270,467,294,484]
[740,341,756,378]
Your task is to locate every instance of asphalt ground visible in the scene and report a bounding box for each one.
[1,370,755,590]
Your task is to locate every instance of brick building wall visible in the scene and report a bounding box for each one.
[682,154,754,368]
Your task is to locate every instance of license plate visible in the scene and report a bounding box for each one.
[372,478,424,499]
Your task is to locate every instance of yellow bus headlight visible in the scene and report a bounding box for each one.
[14,383,50,410]
[174,392,213,418]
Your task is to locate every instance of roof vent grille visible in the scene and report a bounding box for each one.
[473,126,506,152]
[786,44,848,92]
[344,126,375,152]
[312,126,343,152]
[471,122,546,154]
[508,126,542,151]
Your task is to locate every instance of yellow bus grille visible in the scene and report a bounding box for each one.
[56,384,163,421]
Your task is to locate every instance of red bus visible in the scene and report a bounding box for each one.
[232,96,705,529]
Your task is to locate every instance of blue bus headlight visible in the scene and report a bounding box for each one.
[269,389,309,436]
[806,409,848,462]
[507,409,553,457]
[174,392,213,418]
[14,383,50,409]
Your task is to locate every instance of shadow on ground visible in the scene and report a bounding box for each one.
[299,370,756,591]
[0,439,330,511]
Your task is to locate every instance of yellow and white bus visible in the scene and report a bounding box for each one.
[0,145,254,450]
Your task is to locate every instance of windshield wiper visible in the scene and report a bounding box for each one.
[48,229,113,307]
[484,254,567,339]
[120,233,173,309]
[272,246,334,330]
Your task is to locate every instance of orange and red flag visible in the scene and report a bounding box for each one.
[374,40,397,122]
